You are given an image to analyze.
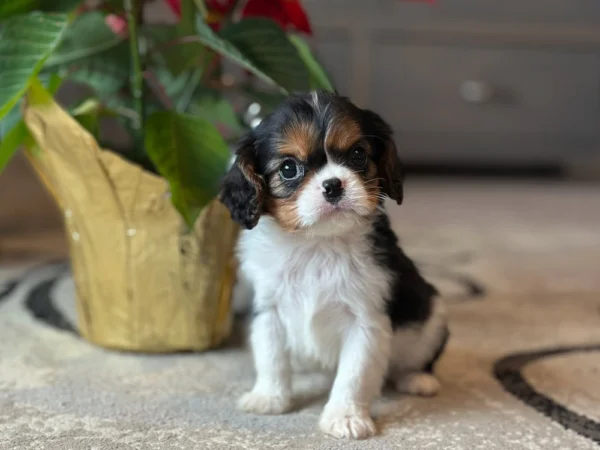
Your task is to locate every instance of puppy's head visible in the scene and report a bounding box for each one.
[220,91,404,234]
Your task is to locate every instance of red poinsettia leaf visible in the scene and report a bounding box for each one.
[241,0,284,25]
[205,0,236,14]
[281,0,312,34]
[165,0,181,17]
[242,0,312,35]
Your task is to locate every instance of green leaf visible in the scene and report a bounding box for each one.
[27,77,55,106]
[0,120,30,172]
[151,66,193,101]
[71,98,101,116]
[44,72,64,94]
[0,0,38,18]
[288,35,335,92]
[0,12,70,120]
[145,111,230,228]
[70,98,106,137]
[220,18,310,92]
[66,42,130,97]
[144,14,207,77]
[189,87,244,136]
[195,17,309,93]
[1,73,62,138]
[45,12,123,67]
[147,65,203,113]
[0,104,22,141]
[167,0,205,75]
[0,0,81,19]
[174,67,203,112]
[0,74,64,173]
[42,12,129,98]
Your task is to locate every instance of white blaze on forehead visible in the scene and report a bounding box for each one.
[310,91,332,143]
[311,90,320,111]
[315,163,352,187]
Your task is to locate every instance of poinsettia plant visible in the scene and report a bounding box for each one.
[0,0,334,227]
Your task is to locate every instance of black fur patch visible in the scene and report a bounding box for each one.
[220,162,261,229]
[368,213,438,329]
[219,136,265,230]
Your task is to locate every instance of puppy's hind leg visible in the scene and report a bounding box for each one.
[389,300,449,398]
[394,372,441,397]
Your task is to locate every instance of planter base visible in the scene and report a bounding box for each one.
[24,92,238,352]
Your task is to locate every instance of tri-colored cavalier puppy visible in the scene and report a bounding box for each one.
[220,91,448,440]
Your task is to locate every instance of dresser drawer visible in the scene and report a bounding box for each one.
[304,0,600,27]
[379,0,600,25]
[371,44,600,137]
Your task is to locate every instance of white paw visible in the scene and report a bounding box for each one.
[395,373,440,397]
[237,391,292,415]
[319,406,376,440]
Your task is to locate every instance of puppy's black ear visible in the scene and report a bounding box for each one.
[362,109,404,205]
[219,133,265,229]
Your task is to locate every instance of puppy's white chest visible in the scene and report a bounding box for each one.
[278,246,360,365]
[238,219,391,369]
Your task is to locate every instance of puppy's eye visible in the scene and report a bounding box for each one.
[279,159,302,180]
[349,146,367,167]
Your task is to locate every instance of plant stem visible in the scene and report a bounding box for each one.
[194,0,208,20]
[229,0,247,23]
[125,0,144,137]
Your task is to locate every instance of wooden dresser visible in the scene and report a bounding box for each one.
[304,0,600,167]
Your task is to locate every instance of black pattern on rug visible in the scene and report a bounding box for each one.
[1,261,79,334]
[25,269,78,335]
[416,250,486,301]
[0,260,65,306]
[494,345,600,445]
[0,280,20,304]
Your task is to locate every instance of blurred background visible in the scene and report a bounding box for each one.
[1,0,600,257]
[306,0,600,175]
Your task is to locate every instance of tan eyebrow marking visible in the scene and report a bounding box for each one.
[324,114,362,152]
[278,121,319,160]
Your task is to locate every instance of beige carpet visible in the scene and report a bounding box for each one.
[1,179,600,449]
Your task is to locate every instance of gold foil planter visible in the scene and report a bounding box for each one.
[23,97,238,352]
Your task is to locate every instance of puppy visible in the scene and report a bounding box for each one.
[219,91,448,440]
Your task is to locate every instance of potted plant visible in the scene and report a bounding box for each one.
[0,0,334,352]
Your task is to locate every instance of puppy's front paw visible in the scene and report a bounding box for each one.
[237,391,292,415]
[319,405,376,440]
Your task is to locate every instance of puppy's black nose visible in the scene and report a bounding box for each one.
[322,178,344,202]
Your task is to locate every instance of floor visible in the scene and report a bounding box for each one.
[1,155,600,449]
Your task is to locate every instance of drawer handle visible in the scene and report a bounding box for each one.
[459,80,493,104]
